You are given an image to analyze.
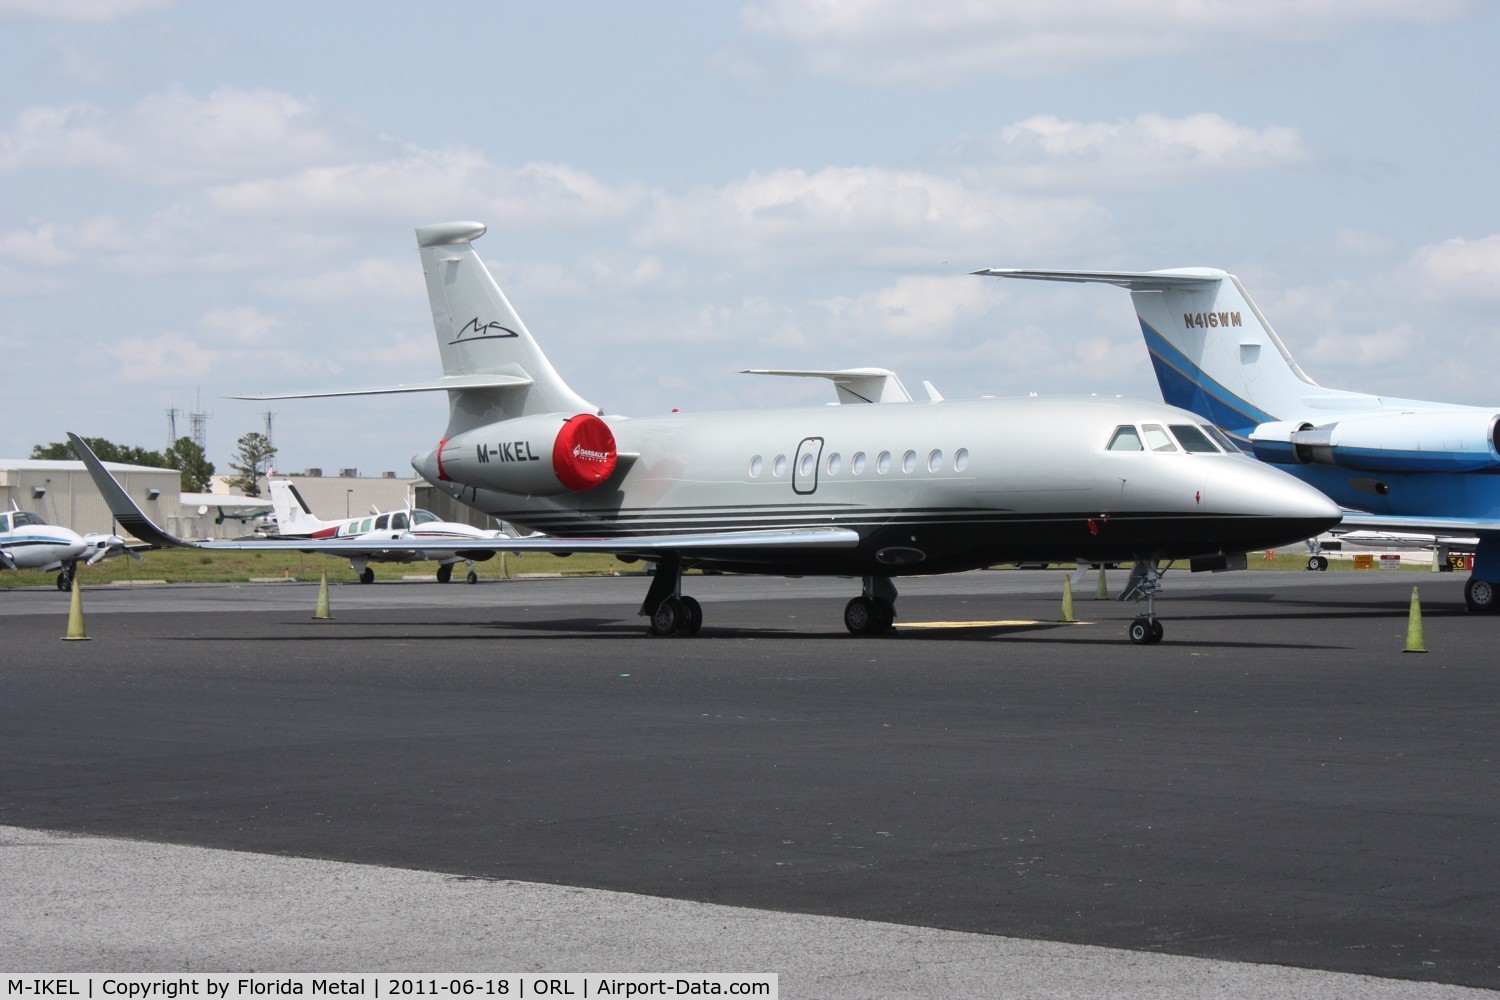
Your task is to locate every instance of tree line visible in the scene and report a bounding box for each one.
[30,432,278,496]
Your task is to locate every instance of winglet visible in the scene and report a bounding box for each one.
[67,432,198,549]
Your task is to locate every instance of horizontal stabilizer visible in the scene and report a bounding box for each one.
[974,268,1226,291]
[229,373,533,401]
[742,368,914,404]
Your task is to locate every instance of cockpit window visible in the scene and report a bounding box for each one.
[1201,424,1241,454]
[412,510,439,525]
[391,512,409,530]
[1107,425,1144,451]
[1168,424,1220,453]
[1141,424,1178,452]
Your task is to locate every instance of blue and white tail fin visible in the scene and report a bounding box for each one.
[416,222,597,435]
[976,267,1372,443]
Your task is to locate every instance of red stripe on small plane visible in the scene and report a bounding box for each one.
[311,527,339,538]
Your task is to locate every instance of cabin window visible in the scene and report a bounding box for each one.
[391,512,409,530]
[799,452,816,477]
[852,452,867,475]
[954,448,969,473]
[827,452,842,476]
[0,513,10,532]
[928,449,943,472]
[1169,424,1220,453]
[360,518,374,532]
[1107,425,1144,451]
[749,456,763,478]
[1202,424,1241,453]
[877,451,892,474]
[375,514,389,530]
[773,454,787,478]
[901,450,917,474]
[1142,424,1177,452]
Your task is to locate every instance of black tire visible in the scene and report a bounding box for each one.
[1307,555,1329,571]
[1128,617,1152,645]
[359,567,375,585]
[56,571,71,592]
[436,563,453,584]
[845,596,881,635]
[466,570,479,585]
[1464,577,1497,613]
[676,596,703,636]
[649,597,682,636]
[1149,619,1165,644]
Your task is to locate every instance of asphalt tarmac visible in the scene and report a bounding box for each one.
[2,569,1496,994]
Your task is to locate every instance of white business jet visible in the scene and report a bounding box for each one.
[267,478,500,583]
[69,221,1340,643]
[1,504,135,590]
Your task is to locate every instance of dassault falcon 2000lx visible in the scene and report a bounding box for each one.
[72,221,1339,643]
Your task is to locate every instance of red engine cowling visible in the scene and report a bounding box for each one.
[432,413,618,495]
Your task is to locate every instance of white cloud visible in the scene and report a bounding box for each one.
[0,224,73,266]
[1411,234,1500,304]
[637,166,1114,267]
[813,274,999,343]
[953,113,1310,192]
[0,0,169,22]
[738,0,1475,84]
[0,87,359,183]
[204,150,644,230]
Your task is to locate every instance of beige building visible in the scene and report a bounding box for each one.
[1,459,182,537]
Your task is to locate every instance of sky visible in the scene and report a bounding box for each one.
[3,0,1498,478]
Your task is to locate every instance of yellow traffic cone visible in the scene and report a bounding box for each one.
[313,570,333,620]
[1095,566,1109,600]
[1403,586,1426,653]
[1061,576,1076,623]
[62,576,89,641]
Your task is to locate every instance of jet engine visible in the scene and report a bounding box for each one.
[430,413,618,495]
[1249,411,1500,473]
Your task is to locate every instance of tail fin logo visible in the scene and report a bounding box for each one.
[450,317,520,344]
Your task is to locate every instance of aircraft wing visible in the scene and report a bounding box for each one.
[69,433,860,558]
[972,268,1224,290]
[1338,512,1500,536]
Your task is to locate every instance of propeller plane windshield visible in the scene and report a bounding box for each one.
[69,222,1341,643]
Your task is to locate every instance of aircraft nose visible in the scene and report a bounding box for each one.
[1210,461,1342,537]
[412,444,441,484]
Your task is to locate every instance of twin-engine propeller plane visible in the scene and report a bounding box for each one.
[70,221,1340,643]
[977,266,1500,612]
[1,504,136,590]
[267,478,501,584]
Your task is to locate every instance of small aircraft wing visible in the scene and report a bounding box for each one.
[69,433,860,559]
[1338,511,1500,537]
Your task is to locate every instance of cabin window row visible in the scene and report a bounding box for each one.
[747,448,971,480]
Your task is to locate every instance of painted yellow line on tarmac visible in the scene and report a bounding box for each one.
[899,619,1089,629]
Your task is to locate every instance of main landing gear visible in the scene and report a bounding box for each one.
[640,554,703,637]
[1121,559,1166,645]
[844,576,897,636]
[1465,577,1497,613]
[436,560,480,584]
[56,562,77,592]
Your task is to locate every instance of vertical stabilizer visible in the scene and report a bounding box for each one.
[268,480,328,536]
[977,267,1369,439]
[415,222,596,434]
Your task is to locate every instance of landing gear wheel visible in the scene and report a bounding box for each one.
[845,596,893,636]
[1129,616,1164,645]
[436,563,453,584]
[56,570,72,592]
[649,597,682,636]
[1307,555,1329,571]
[676,596,703,636]
[359,567,375,585]
[466,569,479,585]
[1464,577,1497,613]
